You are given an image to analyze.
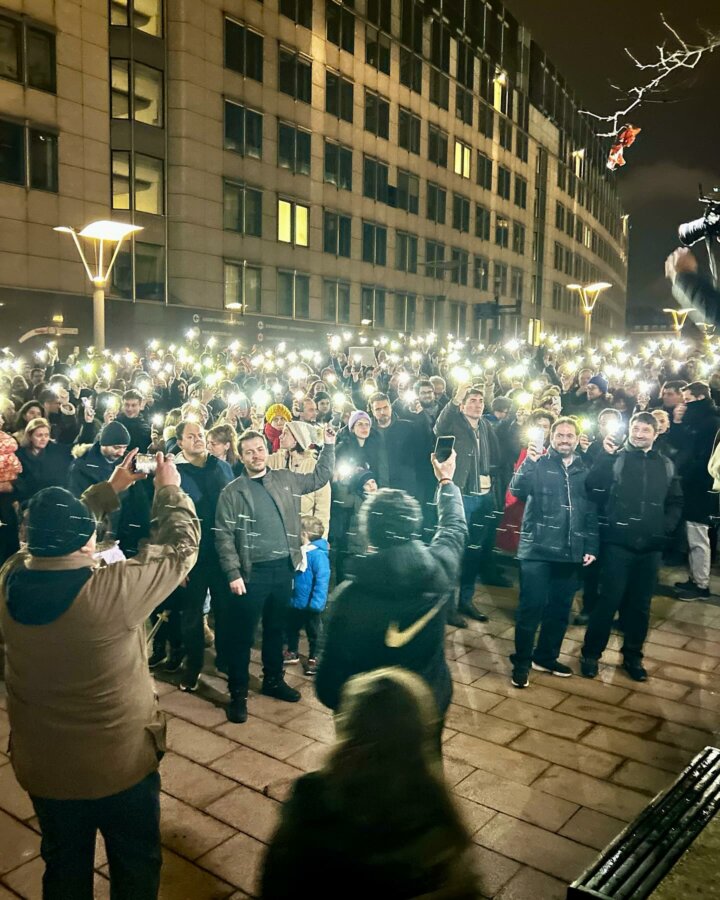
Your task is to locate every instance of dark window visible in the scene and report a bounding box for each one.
[223,181,262,236]
[29,128,57,191]
[475,204,490,240]
[476,151,492,189]
[430,19,449,72]
[224,19,263,82]
[277,270,310,318]
[452,193,470,233]
[398,107,420,154]
[455,86,473,125]
[134,243,165,301]
[324,140,352,190]
[279,0,312,28]
[395,231,418,273]
[366,26,390,74]
[514,174,528,209]
[474,256,488,291]
[428,124,447,167]
[278,48,311,103]
[456,42,474,88]
[361,286,386,326]
[426,182,446,224]
[367,0,391,31]
[0,17,56,93]
[450,248,468,286]
[324,279,351,324]
[0,119,25,186]
[224,101,262,158]
[325,70,353,122]
[511,267,524,302]
[495,215,509,248]
[400,0,422,52]
[0,16,21,83]
[556,202,565,230]
[429,70,449,109]
[516,130,529,162]
[494,261,508,296]
[323,210,352,257]
[478,103,494,139]
[278,122,311,175]
[363,155,388,202]
[512,221,526,255]
[223,261,261,311]
[499,117,512,150]
[396,170,419,214]
[425,240,445,279]
[327,1,354,53]
[394,292,416,332]
[399,48,422,92]
[364,89,389,139]
[27,26,56,92]
[362,221,387,265]
[497,165,511,200]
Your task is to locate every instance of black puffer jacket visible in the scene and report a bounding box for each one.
[667,397,720,524]
[316,483,467,716]
[586,443,683,552]
[510,449,598,563]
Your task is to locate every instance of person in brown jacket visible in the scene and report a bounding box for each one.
[0,449,199,900]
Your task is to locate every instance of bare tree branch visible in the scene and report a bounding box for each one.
[580,14,720,137]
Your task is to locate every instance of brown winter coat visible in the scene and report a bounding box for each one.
[0,481,199,800]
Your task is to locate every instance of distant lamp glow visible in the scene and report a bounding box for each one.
[567,281,612,341]
[54,220,143,349]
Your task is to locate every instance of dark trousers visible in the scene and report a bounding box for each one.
[285,607,323,658]
[581,555,601,616]
[31,770,161,900]
[458,493,497,608]
[512,560,580,669]
[226,560,293,697]
[169,560,231,676]
[582,545,661,665]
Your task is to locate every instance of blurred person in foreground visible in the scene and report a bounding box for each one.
[261,667,479,899]
[0,450,199,900]
[316,450,466,746]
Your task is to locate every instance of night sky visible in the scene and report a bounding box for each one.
[503,0,720,318]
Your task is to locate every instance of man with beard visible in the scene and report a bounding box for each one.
[368,393,418,497]
[581,412,683,681]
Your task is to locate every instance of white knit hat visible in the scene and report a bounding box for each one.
[286,420,316,450]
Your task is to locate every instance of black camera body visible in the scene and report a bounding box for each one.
[679,187,720,246]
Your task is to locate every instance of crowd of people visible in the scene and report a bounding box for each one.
[1,322,720,897]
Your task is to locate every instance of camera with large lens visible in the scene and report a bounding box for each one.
[679,187,720,246]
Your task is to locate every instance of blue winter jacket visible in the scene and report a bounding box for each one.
[291,539,330,612]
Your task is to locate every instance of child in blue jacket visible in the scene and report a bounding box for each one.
[284,516,330,675]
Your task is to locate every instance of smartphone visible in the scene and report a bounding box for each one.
[434,435,455,463]
[133,453,158,475]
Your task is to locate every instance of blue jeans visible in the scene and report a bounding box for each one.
[31,770,161,900]
[512,560,580,669]
[459,493,497,607]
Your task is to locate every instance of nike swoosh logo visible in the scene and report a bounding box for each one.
[384,599,446,649]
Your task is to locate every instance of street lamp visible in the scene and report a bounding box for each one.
[663,307,695,335]
[54,220,143,350]
[567,281,612,342]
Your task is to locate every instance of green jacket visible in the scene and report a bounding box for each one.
[214,444,335,582]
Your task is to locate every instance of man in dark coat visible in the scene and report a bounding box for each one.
[581,412,683,681]
[509,417,598,688]
[667,381,720,600]
[368,393,420,498]
[68,422,130,497]
[115,389,152,453]
[316,449,467,743]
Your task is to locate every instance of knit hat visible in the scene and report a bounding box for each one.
[348,410,372,432]
[352,469,377,495]
[286,420,316,451]
[588,374,609,395]
[27,487,97,557]
[99,421,131,446]
[265,403,292,424]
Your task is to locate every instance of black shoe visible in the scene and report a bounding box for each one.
[164,650,184,674]
[623,661,647,682]
[531,660,573,678]
[262,676,301,703]
[674,578,696,590]
[226,694,248,724]
[148,648,168,669]
[179,670,200,693]
[675,585,710,602]
[573,612,590,626]
[447,612,468,628]
[511,666,529,688]
[580,657,598,679]
[458,604,489,623]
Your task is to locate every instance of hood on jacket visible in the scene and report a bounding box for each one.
[306,538,330,555]
[350,540,447,595]
[5,565,93,625]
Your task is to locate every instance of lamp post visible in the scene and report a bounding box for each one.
[54,220,143,350]
[663,307,695,335]
[567,281,612,342]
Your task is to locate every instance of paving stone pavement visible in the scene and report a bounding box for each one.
[1,573,720,899]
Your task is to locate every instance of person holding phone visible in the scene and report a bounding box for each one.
[508,417,598,688]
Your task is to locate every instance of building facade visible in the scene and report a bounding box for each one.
[0,0,628,348]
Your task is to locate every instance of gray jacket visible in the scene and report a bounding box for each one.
[214,444,335,582]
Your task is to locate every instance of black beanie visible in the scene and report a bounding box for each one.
[27,487,97,557]
[99,421,131,446]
